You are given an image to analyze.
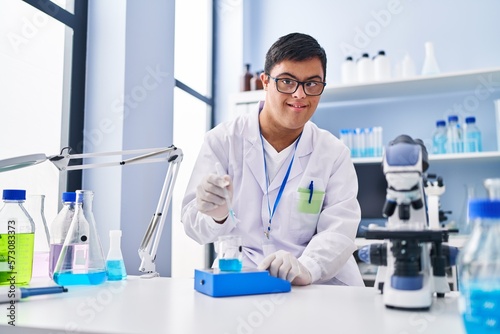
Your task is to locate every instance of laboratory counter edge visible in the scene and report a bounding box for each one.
[0,275,465,334]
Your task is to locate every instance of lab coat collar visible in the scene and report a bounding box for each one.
[244,102,314,194]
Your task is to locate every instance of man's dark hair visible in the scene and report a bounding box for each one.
[264,32,327,81]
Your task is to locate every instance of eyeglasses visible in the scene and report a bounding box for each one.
[267,74,326,96]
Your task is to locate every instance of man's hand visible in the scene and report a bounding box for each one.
[258,250,312,285]
[196,174,233,222]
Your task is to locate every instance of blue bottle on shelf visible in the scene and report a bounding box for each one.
[446,115,463,153]
[432,120,447,154]
[463,116,482,153]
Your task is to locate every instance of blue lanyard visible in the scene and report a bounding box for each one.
[260,133,301,239]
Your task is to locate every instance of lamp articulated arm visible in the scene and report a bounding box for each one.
[48,145,184,277]
[0,145,183,279]
[137,148,183,278]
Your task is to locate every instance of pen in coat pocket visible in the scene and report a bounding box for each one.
[308,180,314,203]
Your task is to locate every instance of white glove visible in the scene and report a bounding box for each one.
[196,173,233,222]
[258,250,312,286]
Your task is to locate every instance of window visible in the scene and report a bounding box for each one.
[171,0,215,277]
[0,0,87,224]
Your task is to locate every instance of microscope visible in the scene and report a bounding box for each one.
[358,135,458,310]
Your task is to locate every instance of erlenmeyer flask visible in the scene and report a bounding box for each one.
[53,190,107,285]
[26,194,50,278]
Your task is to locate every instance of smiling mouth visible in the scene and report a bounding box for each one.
[287,103,307,109]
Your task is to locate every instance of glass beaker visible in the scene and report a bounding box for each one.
[217,235,242,272]
[26,194,50,278]
[484,178,500,200]
[53,190,107,285]
[458,184,476,235]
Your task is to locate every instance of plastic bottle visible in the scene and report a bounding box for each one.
[26,194,50,278]
[241,64,252,92]
[53,190,107,285]
[401,53,416,78]
[421,42,440,76]
[463,116,483,153]
[432,120,447,154]
[357,53,373,83]
[446,115,463,153]
[373,50,391,81]
[0,189,35,285]
[341,56,358,84]
[49,192,76,278]
[457,198,500,333]
[106,230,127,281]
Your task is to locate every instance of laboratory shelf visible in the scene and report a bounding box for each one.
[352,151,500,165]
[231,66,500,105]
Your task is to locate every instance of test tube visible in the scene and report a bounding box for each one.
[373,126,383,157]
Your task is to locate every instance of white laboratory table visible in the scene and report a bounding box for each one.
[0,275,465,334]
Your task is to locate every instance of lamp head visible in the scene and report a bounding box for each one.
[0,154,47,173]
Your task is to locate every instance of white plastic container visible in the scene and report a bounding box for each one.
[357,53,374,83]
[401,53,416,78]
[341,56,357,85]
[373,50,391,81]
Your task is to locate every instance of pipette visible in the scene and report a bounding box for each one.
[0,286,68,303]
[215,162,237,225]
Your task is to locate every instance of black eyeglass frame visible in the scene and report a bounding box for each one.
[266,74,327,96]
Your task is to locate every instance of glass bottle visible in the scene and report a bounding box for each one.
[53,190,107,285]
[432,120,447,154]
[0,189,35,285]
[457,199,500,333]
[463,116,482,153]
[49,192,76,278]
[26,194,50,278]
[106,230,127,281]
[446,115,463,153]
[241,63,252,92]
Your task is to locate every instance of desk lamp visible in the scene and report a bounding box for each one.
[0,145,183,278]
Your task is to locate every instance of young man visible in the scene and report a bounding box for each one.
[181,32,364,286]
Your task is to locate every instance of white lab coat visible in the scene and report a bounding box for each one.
[181,104,364,286]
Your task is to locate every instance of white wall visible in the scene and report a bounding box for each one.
[214,0,500,226]
[85,0,175,276]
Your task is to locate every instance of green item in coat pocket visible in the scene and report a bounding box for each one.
[296,188,325,214]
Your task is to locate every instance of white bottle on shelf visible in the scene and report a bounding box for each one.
[357,53,374,83]
[401,53,416,78]
[373,50,391,81]
[421,42,440,76]
[341,56,358,85]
